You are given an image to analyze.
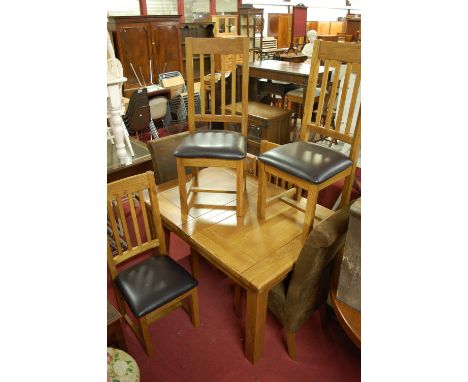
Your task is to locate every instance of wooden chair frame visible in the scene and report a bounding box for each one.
[107,171,200,356]
[258,40,361,243]
[176,36,250,217]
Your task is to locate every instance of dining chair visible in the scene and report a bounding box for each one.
[146,133,200,279]
[174,36,249,217]
[268,203,351,360]
[257,40,361,243]
[107,172,200,356]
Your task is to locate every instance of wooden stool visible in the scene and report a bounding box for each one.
[257,80,299,109]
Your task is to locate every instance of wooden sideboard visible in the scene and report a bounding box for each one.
[108,16,183,97]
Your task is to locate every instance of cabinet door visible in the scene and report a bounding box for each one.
[277,15,292,48]
[118,23,152,88]
[150,23,182,79]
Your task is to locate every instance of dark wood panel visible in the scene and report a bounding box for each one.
[151,23,183,78]
[118,24,151,89]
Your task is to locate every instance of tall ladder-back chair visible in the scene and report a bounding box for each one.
[174,37,249,217]
[257,40,361,243]
[107,172,200,356]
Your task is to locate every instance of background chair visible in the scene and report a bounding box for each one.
[268,203,351,360]
[107,171,200,356]
[123,88,153,140]
[174,36,249,217]
[257,40,361,243]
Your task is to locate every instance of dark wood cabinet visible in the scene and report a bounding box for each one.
[180,22,215,80]
[108,16,183,97]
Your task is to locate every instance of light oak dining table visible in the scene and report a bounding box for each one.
[148,165,333,364]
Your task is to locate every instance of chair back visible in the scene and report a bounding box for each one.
[147,132,191,184]
[184,36,250,136]
[282,205,351,331]
[107,171,167,280]
[301,40,361,161]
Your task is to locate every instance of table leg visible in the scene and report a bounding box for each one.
[245,288,268,364]
[249,77,259,102]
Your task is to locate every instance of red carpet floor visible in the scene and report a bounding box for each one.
[107,232,360,381]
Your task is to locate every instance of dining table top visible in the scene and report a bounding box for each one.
[154,166,334,292]
[238,59,326,87]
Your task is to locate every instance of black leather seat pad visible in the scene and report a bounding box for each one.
[115,256,198,318]
[174,131,246,160]
[258,142,353,184]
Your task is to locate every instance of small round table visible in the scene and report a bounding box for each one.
[107,347,140,382]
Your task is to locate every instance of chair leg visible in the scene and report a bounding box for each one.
[257,161,267,219]
[236,160,244,217]
[189,248,200,280]
[285,330,297,361]
[139,316,155,357]
[176,157,188,213]
[340,168,357,208]
[302,186,319,243]
[187,288,200,328]
[233,284,242,318]
[114,287,127,318]
[192,167,199,187]
[164,228,171,253]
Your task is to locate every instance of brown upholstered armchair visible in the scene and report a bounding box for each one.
[268,203,352,360]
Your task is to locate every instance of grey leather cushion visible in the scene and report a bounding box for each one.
[174,131,246,160]
[258,141,353,184]
[115,256,198,318]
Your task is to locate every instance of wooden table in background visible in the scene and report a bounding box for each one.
[237,60,325,102]
[152,167,333,364]
[107,137,153,183]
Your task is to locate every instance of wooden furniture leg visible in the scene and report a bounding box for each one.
[285,331,297,360]
[236,160,244,217]
[233,284,242,318]
[139,316,155,357]
[189,248,200,280]
[257,161,267,219]
[176,158,188,213]
[302,186,318,243]
[245,288,268,364]
[187,289,200,327]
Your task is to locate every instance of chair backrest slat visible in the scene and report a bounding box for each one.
[230,55,236,115]
[138,189,152,241]
[107,172,167,279]
[221,54,226,115]
[210,54,216,115]
[301,40,361,160]
[334,63,352,130]
[185,37,249,135]
[127,193,142,246]
[199,54,205,115]
[116,196,132,250]
[344,63,361,136]
[323,60,342,130]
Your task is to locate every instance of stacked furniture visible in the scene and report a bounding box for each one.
[180,22,215,80]
[238,7,264,62]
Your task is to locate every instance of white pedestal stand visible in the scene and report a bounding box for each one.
[107,75,132,165]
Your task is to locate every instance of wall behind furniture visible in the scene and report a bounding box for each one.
[241,0,361,36]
